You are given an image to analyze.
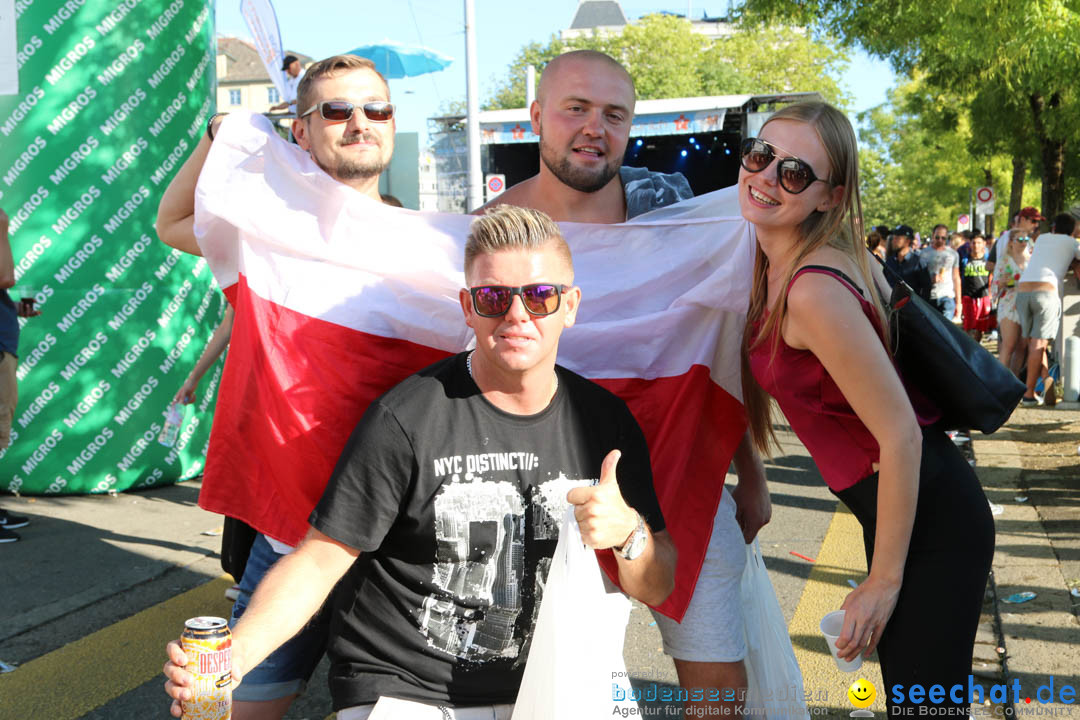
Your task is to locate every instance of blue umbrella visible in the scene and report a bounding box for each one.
[347,41,453,79]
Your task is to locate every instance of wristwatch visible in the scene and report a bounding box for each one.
[617,513,648,561]
[206,112,228,141]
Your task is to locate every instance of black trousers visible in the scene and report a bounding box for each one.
[834,426,995,715]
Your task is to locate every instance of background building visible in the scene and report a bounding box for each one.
[561,0,737,40]
[216,36,311,114]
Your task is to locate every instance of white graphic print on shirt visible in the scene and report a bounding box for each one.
[420,456,593,663]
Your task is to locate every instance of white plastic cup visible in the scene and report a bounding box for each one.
[820,610,863,672]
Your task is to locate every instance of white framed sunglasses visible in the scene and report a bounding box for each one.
[299,100,394,123]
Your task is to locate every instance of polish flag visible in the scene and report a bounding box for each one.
[194,113,753,620]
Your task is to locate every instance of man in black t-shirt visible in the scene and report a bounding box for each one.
[961,234,993,340]
[165,206,676,718]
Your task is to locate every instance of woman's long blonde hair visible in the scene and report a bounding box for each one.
[741,101,890,454]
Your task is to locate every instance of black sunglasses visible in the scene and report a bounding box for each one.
[299,100,394,123]
[469,284,569,318]
[740,138,830,194]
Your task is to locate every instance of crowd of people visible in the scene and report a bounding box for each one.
[1,31,1073,719]
[871,205,1080,407]
[9,36,1068,720]
[148,48,1011,720]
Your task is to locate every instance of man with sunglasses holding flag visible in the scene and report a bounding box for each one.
[165,205,677,719]
[158,53,395,252]
[156,54,399,720]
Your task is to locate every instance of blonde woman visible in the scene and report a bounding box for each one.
[739,102,993,714]
[994,229,1032,374]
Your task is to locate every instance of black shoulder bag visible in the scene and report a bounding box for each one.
[872,253,1024,433]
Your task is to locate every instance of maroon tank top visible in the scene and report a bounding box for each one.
[748,266,939,491]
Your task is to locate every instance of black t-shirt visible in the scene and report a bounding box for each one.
[309,352,665,709]
[962,255,990,298]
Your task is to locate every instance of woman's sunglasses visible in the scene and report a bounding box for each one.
[740,137,830,195]
[469,284,569,318]
[299,100,395,123]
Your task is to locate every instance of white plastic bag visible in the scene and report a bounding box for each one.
[512,507,634,720]
[741,538,810,720]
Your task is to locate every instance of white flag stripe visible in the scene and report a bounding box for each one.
[196,112,754,398]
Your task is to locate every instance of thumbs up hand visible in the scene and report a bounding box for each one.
[566,449,639,550]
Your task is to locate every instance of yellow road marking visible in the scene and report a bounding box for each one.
[786,503,887,713]
[0,576,233,720]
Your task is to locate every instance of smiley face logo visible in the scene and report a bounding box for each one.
[848,678,876,709]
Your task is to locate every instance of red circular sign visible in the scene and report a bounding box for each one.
[976,187,994,202]
[487,176,504,192]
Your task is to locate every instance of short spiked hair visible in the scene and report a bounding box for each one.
[465,205,573,281]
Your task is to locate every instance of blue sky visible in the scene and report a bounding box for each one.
[217,1,896,140]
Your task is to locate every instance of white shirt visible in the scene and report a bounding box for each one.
[1019,233,1080,291]
[285,68,304,114]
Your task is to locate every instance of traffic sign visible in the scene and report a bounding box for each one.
[486,174,506,198]
[975,187,995,215]
[958,214,971,231]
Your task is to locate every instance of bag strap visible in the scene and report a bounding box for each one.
[869,250,917,300]
[798,261,893,342]
[795,265,865,298]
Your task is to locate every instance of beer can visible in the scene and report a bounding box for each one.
[180,616,232,720]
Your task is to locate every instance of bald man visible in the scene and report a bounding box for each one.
[484,50,770,718]
[490,51,692,224]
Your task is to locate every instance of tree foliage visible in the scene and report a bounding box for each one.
[485,15,850,110]
[857,77,1040,232]
[740,0,1080,217]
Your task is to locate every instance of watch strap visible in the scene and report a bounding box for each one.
[206,112,228,142]
[617,513,646,560]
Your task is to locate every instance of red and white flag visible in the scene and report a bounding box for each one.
[195,113,754,620]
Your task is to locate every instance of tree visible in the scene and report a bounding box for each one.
[485,15,849,110]
[965,81,1040,221]
[617,14,712,99]
[740,0,1080,218]
[701,26,850,105]
[857,76,1040,233]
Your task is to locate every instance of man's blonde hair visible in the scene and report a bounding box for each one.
[465,206,573,281]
